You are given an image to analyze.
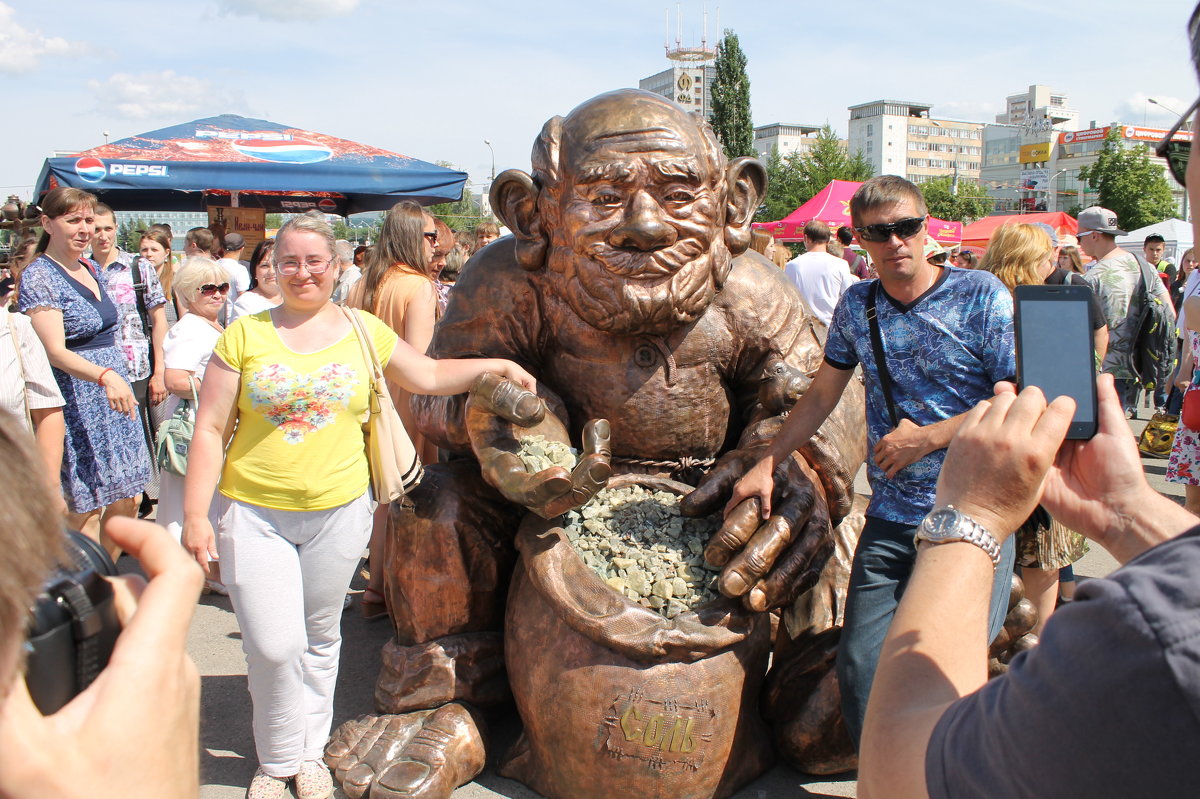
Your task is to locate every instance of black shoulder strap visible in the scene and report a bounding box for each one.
[129,255,154,369]
[866,281,902,428]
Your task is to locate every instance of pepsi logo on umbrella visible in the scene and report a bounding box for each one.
[75,157,106,183]
[231,137,333,164]
[317,198,337,212]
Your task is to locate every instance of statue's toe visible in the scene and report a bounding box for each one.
[370,704,485,799]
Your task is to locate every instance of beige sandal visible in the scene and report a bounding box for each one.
[295,760,334,799]
[246,768,288,799]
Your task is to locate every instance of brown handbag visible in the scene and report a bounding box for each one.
[342,306,423,502]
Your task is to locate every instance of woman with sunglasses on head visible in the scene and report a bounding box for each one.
[231,238,281,322]
[181,212,534,799]
[345,200,440,619]
[19,187,150,556]
[156,257,230,593]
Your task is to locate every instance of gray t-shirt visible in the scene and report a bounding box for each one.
[926,527,1200,798]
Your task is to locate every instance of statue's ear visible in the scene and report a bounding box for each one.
[491,169,547,271]
[723,156,768,256]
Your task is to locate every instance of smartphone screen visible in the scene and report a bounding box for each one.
[1015,284,1098,439]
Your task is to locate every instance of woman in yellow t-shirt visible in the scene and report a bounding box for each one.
[180,213,535,799]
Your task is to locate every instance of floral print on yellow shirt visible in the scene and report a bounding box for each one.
[247,362,360,444]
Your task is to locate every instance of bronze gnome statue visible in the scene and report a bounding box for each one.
[324,89,867,799]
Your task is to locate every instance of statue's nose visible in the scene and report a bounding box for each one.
[609,191,676,250]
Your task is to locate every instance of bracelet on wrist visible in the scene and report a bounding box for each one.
[97,367,113,385]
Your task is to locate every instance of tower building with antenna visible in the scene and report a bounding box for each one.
[638,5,717,119]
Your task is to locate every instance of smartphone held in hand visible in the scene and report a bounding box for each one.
[1015,284,1099,440]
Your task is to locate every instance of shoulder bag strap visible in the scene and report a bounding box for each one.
[130,256,154,371]
[6,313,32,429]
[341,306,385,396]
[866,281,902,428]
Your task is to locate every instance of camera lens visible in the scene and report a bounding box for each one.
[61,530,119,578]
[24,530,120,714]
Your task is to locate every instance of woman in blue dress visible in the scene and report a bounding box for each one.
[20,187,150,556]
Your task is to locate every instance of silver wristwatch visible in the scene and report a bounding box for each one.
[915,505,1001,567]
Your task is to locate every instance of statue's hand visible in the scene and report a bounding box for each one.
[467,375,612,519]
[680,445,832,612]
[469,372,547,427]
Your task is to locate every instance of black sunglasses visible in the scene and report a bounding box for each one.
[854,216,926,243]
[422,231,438,242]
[1156,97,1198,188]
[199,282,230,296]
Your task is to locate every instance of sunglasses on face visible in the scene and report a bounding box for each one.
[854,216,926,243]
[1155,96,1198,188]
[422,231,438,243]
[199,282,230,296]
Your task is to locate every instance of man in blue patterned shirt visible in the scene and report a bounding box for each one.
[727,175,1017,748]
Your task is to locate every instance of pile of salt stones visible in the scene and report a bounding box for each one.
[518,436,723,619]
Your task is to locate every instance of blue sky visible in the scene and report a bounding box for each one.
[1,0,1194,203]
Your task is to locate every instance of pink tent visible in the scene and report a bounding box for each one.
[961,212,1077,250]
[753,179,862,241]
[927,217,963,247]
[755,180,966,246]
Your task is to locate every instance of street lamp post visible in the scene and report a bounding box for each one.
[483,139,497,223]
[1148,97,1183,118]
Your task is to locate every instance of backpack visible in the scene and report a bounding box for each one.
[1127,254,1178,392]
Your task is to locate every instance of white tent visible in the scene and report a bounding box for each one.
[1116,218,1194,262]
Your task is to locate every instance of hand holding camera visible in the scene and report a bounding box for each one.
[0,517,204,799]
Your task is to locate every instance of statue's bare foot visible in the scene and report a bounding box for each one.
[325,703,486,799]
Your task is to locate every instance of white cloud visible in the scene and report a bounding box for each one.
[0,2,84,74]
[1113,92,1191,128]
[215,0,359,21]
[88,71,234,121]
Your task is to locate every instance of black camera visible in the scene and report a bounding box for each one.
[24,531,121,714]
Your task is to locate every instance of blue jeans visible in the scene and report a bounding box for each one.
[835,515,1016,748]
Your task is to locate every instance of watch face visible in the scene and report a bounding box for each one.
[925,507,962,539]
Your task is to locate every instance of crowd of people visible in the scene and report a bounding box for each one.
[0,4,1199,797]
[0,197,519,799]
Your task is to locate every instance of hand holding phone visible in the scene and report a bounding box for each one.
[1015,284,1098,439]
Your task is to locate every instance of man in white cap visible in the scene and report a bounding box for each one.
[1078,205,1172,415]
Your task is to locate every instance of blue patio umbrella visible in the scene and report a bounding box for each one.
[34,114,467,215]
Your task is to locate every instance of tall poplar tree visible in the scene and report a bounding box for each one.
[710,30,754,160]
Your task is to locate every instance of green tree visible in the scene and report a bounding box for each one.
[920,176,994,223]
[265,214,284,230]
[710,30,754,160]
[118,215,151,251]
[1078,127,1177,230]
[756,125,873,222]
[427,161,488,234]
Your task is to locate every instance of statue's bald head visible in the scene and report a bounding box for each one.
[532,89,724,195]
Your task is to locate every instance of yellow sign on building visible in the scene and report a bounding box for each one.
[1019,142,1052,163]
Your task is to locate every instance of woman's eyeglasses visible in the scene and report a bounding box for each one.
[199,282,230,296]
[1155,97,1199,188]
[423,231,439,243]
[276,258,333,275]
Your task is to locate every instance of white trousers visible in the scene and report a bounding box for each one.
[215,492,373,777]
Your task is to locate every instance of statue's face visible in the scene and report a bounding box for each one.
[557,128,720,281]
[544,113,730,335]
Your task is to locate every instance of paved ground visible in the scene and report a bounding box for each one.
[184,415,1171,798]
